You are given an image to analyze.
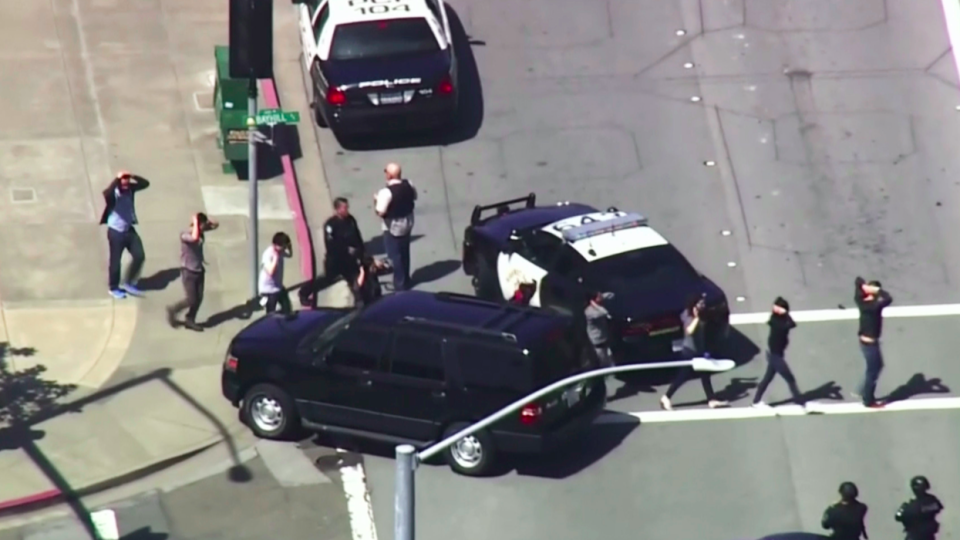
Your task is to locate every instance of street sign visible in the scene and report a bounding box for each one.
[255,108,301,125]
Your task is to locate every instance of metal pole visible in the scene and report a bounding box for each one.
[394,444,416,540]
[247,75,259,299]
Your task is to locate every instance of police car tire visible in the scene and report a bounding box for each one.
[311,91,329,128]
[442,422,496,477]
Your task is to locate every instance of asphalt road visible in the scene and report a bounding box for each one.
[310,0,960,538]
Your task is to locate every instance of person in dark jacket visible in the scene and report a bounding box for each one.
[854,277,893,407]
[374,162,417,291]
[751,297,808,410]
[822,482,869,540]
[323,197,365,283]
[896,476,943,540]
[100,171,150,299]
[352,256,384,308]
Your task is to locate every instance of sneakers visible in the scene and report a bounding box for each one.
[122,282,144,296]
[751,401,771,409]
[183,320,204,332]
[708,399,730,409]
[109,289,127,299]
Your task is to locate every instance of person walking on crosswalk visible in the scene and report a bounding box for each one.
[751,297,809,411]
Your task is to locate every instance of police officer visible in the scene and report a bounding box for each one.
[822,482,869,540]
[323,197,365,284]
[895,476,943,540]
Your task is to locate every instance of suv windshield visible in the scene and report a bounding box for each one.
[308,310,361,354]
[586,245,699,291]
[329,18,439,61]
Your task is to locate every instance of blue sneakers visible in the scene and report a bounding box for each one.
[109,289,127,299]
[122,283,144,296]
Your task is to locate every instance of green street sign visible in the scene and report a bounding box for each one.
[255,108,301,125]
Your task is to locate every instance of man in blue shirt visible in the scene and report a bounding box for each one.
[99,171,149,298]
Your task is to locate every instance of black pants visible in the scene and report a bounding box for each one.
[383,233,411,291]
[170,269,205,322]
[264,291,292,314]
[665,349,716,400]
[858,341,884,404]
[107,227,145,290]
[753,351,804,404]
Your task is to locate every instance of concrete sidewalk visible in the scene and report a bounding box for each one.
[0,0,326,519]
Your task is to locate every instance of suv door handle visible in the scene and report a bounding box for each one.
[431,390,446,399]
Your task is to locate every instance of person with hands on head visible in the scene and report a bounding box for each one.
[100,170,150,299]
[166,212,218,331]
[660,293,730,411]
[260,232,293,314]
[751,297,809,411]
[822,482,869,540]
[853,276,893,408]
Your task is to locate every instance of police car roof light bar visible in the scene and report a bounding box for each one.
[470,193,537,225]
[562,213,648,243]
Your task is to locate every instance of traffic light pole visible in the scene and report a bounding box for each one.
[247,75,259,299]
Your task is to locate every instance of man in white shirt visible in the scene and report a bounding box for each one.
[374,162,417,291]
[259,232,293,314]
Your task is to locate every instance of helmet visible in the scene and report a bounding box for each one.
[910,476,930,494]
[839,482,859,500]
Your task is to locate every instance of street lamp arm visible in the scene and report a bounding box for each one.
[417,357,733,462]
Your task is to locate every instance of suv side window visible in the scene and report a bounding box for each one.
[327,326,388,371]
[388,332,445,381]
[455,342,530,392]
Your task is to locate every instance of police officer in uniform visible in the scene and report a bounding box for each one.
[323,197,365,284]
[895,476,943,540]
[822,482,869,540]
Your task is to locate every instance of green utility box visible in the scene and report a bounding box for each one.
[214,45,249,172]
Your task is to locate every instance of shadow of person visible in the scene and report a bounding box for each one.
[881,373,950,404]
[120,527,170,540]
[411,259,461,287]
[202,300,257,329]
[676,376,758,408]
[771,380,844,406]
[137,268,180,292]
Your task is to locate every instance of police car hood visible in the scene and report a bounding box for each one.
[325,51,450,88]
[600,274,725,320]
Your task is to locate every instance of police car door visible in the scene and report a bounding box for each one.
[298,0,329,70]
[496,231,559,307]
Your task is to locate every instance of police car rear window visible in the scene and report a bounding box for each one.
[330,18,439,61]
[586,245,699,290]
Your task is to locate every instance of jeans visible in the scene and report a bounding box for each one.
[858,341,884,404]
[665,348,716,400]
[383,233,411,291]
[170,269,205,322]
[107,227,145,290]
[593,344,614,369]
[753,351,804,404]
[264,291,292,314]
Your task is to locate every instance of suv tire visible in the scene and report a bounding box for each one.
[442,422,496,477]
[243,383,300,440]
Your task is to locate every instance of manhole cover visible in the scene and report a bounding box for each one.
[10,188,36,203]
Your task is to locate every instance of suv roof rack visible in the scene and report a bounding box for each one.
[400,316,518,343]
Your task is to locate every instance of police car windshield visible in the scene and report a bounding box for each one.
[586,245,699,290]
[330,19,439,61]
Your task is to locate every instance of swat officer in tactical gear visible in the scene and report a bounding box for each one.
[822,482,869,540]
[895,476,943,540]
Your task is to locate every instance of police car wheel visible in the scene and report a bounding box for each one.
[311,92,328,128]
[442,422,496,477]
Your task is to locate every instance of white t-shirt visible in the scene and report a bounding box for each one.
[375,179,416,236]
[259,246,284,294]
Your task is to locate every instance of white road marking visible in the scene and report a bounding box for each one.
[90,509,120,540]
[939,0,960,83]
[257,440,331,486]
[337,447,379,540]
[596,396,960,425]
[728,303,960,325]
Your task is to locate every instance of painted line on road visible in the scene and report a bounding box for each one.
[336,447,379,540]
[90,509,120,540]
[939,0,960,84]
[596,396,960,425]
[728,303,960,325]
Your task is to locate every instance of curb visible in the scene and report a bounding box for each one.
[261,77,316,284]
[0,441,215,518]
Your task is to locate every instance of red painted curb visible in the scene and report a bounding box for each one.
[0,489,61,512]
[260,78,316,284]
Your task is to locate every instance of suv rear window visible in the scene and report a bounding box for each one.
[532,327,583,386]
[329,18,439,61]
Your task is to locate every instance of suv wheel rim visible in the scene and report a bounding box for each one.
[250,395,284,433]
[451,436,482,468]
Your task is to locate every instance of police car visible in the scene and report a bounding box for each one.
[461,194,731,361]
[294,0,458,135]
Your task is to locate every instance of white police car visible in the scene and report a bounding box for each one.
[294,0,458,135]
[461,195,731,361]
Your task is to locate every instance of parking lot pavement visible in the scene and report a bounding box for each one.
[290,0,960,537]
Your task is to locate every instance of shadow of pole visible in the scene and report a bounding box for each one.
[21,440,100,539]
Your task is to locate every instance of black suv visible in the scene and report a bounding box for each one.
[221,291,606,476]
